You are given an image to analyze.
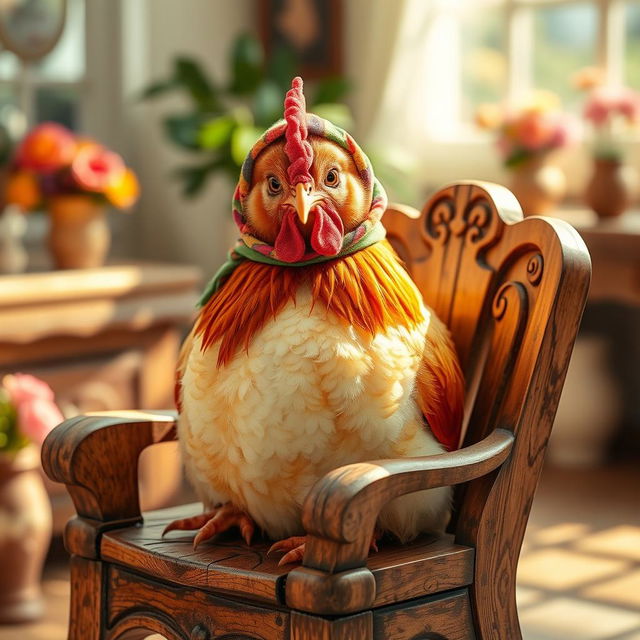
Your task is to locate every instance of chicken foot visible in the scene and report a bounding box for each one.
[162,503,255,550]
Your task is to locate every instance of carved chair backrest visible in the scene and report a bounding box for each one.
[384,183,590,552]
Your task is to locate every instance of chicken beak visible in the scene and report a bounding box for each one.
[295,182,313,224]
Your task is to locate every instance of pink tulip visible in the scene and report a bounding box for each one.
[3,374,64,445]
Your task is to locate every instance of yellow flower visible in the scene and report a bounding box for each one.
[475,103,503,130]
[5,170,41,211]
[105,168,140,209]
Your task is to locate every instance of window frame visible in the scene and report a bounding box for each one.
[415,0,640,196]
[0,0,121,144]
[506,0,628,101]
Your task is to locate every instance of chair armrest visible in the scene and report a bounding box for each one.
[42,410,177,524]
[301,428,514,572]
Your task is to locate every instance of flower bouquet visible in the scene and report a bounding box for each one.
[476,92,576,214]
[575,68,640,217]
[0,374,63,623]
[4,122,140,269]
[0,373,63,453]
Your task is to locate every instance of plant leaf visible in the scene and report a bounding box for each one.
[163,114,204,150]
[231,125,263,166]
[312,76,351,106]
[174,57,219,111]
[174,164,212,197]
[140,80,176,100]
[253,80,284,127]
[265,43,296,93]
[229,33,264,95]
[199,116,236,150]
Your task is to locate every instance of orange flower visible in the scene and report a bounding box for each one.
[572,67,605,91]
[5,170,41,211]
[16,122,76,173]
[105,168,139,209]
[71,144,125,192]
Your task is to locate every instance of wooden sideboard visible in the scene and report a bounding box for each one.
[0,262,201,532]
[556,208,640,306]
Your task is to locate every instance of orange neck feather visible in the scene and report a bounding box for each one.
[196,240,424,367]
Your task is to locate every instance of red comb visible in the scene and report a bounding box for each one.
[284,77,313,185]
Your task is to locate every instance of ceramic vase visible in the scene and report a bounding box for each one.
[0,446,52,624]
[48,195,110,269]
[510,154,566,216]
[584,158,637,219]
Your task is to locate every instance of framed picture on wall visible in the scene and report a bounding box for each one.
[260,0,342,79]
[0,0,67,62]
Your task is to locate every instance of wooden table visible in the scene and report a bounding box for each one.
[557,209,640,306]
[0,262,202,531]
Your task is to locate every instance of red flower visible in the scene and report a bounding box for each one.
[71,144,125,192]
[16,122,76,174]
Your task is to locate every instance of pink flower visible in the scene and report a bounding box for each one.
[16,399,64,445]
[3,374,63,445]
[618,87,640,122]
[71,144,125,192]
[584,86,640,125]
[16,122,76,174]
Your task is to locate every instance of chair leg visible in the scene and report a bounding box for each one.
[291,611,373,639]
[469,576,522,640]
[68,556,105,640]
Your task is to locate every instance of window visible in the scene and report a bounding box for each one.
[437,0,640,133]
[378,0,640,194]
[0,0,86,130]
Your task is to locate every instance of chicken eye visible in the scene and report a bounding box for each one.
[267,176,282,195]
[325,168,340,187]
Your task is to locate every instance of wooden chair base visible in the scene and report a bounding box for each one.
[70,503,477,639]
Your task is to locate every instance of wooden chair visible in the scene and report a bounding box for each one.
[43,181,591,640]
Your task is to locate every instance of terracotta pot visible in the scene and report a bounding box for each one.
[510,155,566,216]
[48,195,110,269]
[0,446,52,624]
[584,158,637,219]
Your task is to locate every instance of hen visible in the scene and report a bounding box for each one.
[166,77,464,565]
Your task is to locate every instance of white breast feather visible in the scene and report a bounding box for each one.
[179,288,450,541]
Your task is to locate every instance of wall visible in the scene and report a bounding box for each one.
[117,0,394,274]
[118,0,253,275]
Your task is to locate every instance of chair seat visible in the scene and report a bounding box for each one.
[101,503,475,609]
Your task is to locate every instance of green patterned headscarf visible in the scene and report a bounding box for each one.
[199,79,387,307]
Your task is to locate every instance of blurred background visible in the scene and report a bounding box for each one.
[0,1,638,639]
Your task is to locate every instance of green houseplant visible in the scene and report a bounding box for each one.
[142,33,352,197]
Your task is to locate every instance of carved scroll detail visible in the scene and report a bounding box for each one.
[460,202,491,245]
[492,281,528,323]
[526,253,544,286]
[423,192,502,259]
[425,196,455,245]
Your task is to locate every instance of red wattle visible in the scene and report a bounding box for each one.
[311,204,343,256]
[275,209,306,263]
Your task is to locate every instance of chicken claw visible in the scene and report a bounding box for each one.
[268,529,382,567]
[162,503,255,549]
